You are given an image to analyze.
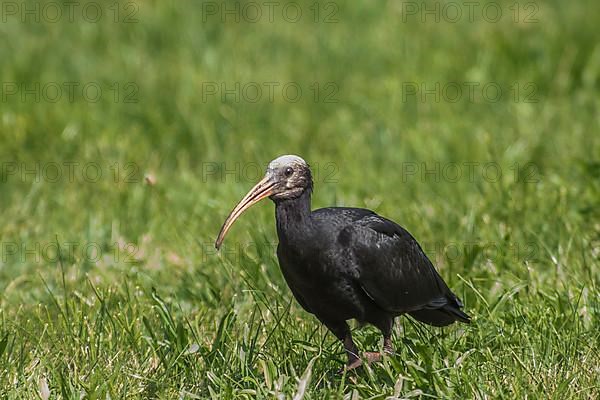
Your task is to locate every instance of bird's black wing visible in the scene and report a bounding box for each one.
[340,212,468,323]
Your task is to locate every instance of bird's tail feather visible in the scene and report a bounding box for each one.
[442,304,471,323]
[409,303,471,327]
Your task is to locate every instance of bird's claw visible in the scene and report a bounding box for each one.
[363,351,384,364]
[339,350,392,374]
[337,358,363,374]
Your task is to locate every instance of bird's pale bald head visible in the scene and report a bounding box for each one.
[265,155,312,200]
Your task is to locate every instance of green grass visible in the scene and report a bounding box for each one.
[1,0,599,398]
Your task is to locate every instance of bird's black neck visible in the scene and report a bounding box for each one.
[274,188,312,243]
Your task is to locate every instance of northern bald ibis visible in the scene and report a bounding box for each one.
[215,155,470,370]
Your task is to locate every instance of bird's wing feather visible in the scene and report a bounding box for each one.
[342,213,454,313]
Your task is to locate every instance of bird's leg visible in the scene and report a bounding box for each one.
[383,335,394,355]
[327,318,396,372]
[324,321,361,372]
[362,317,395,363]
[342,333,363,371]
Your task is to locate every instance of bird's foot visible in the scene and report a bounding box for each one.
[383,345,395,356]
[339,351,390,374]
[363,351,384,364]
[340,358,363,373]
[383,337,395,356]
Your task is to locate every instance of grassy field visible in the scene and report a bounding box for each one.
[1,0,599,398]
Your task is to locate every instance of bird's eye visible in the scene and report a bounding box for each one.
[284,167,294,177]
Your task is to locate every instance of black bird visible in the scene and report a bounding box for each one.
[215,155,470,370]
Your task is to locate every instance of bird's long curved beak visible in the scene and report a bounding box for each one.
[215,175,275,250]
